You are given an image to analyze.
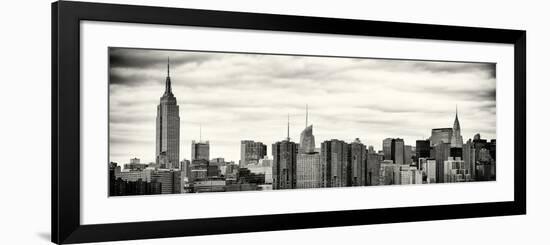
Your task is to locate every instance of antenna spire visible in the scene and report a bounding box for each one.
[199,124,202,142]
[287,113,290,141]
[164,57,172,94]
[305,104,308,128]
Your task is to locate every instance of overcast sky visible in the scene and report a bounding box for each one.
[109,47,496,165]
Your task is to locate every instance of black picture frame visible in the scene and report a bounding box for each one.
[51,1,526,244]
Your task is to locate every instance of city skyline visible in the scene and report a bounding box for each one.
[109,48,496,165]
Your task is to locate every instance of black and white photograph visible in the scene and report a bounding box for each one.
[108,47,497,196]
[2,0,544,244]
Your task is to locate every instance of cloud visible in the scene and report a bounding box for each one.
[108,47,497,164]
[109,48,214,69]
[410,61,496,78]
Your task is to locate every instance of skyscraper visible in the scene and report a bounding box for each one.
[296,106,321,189]
[430,128,452,147]
[391,138,405,165]
[296,153,321,189]
[349,138,367,186]
[366,152,380,186]
[425,159,437,183]
[462,139,476,180]
[472,134,496,181]
[450,106,464,148]
[240,140,267,167]
[321,139,350,188]
[272,115,298,190]
[191,125,210,161]
[382,138,393,161]
[191,140,210,162]
[416,140,431,159]
[434,142,451,183]
[299,105,316,154]
[155,58,180,169]
[404,145,413,165]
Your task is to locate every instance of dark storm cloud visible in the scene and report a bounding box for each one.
[358,104,449,115]
[429,86,496,101]
[476,101,497,114]
[410,62,496,78]
[181,97,305,110]
[109,70,158,86]
[109,47,215,69]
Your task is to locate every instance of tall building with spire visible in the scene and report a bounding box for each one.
[191,125,210,161]
[299,105,315,154]
[155,58,180,169]
[296,105,321,189]
[450,106,464,148]
[272,114,298,189]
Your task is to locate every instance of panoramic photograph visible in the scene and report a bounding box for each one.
[108,47,497,196]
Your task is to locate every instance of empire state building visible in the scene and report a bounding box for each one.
[155,58,180,169]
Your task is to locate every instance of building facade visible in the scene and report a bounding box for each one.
[240,140,267,167]
[349,138,367,186]
[296,153,321,188]
[115,168,153,182]
[151,169,181,194]
[434,142,451,183]
[472,135,496,181]
[189,159,209,182]
[411,168,423,184]
[416,140,431,159]
[299,125,316,154]
[272,139,298,190]
[296,115,321,189]
[404,145,413,165]
[321,139,350,188]
[155,58,180,168]
[443,157,470,182]
[399,166,412,185]
[246,163,273,184]
[124,157,148,171]
[425,159,437,183]
[391,138,405,165]
[382,138,393,160]
[366,152,381,186]
[462,140,476,180]
[430,128,452,147]
[379,161,400,185]
[191,140,210,161]
[299,104,316,154]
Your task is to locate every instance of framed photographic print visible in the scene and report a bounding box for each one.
[52,1,526,244]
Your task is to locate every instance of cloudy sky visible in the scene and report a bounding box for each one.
[109,47,496,165]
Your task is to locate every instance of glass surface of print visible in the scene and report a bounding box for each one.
[108,48,497,196]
